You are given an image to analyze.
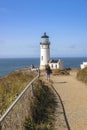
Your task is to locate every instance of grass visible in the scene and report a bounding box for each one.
[52,68,70,75]
[0,68,37,116]
[77,67,87,83]
[24,80,57,130]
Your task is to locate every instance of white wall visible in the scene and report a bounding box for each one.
[81,62,87,69]
[49,62,63,69]
[40,44,50,66]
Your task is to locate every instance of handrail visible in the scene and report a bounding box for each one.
[0,74,39,123]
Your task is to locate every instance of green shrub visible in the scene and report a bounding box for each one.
[24,119,36,130]
[24,80,56,130]
[36,122,53,130]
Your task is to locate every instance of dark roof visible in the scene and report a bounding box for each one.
[41,32,49,38]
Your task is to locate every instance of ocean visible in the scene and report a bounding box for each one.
[0,57,87,77]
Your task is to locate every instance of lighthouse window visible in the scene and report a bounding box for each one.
[42,56,43,61]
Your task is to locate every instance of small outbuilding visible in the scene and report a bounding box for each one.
[80,62,87,69]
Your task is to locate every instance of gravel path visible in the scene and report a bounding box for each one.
[51,71,87,130]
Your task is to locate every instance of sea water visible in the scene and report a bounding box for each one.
[0,57,87,77]
[0,58,40,77]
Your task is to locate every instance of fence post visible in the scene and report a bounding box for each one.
[0,75,39,130]
[38,68,40,78]
[31,82,34,95]
[0,123,2,130]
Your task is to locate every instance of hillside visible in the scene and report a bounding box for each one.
[0,68,37,116]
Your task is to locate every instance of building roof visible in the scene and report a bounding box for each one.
[41,32,49,38]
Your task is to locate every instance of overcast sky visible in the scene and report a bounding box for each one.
[0,0,87,58]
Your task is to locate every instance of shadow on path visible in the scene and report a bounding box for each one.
[52,84,71,130]
[55,81,67,84]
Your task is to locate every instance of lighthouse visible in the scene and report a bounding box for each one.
[40,32,63,70]
[40,32,50,69]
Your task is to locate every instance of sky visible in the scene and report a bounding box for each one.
[0,0,87,58]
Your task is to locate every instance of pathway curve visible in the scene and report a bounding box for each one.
[51,71,87,130]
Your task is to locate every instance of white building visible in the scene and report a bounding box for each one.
[40,32,63,69]
[49,59,63,69]
[80,62,87,69]
[40,32,50,69]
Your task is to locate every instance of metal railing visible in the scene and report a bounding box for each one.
[0,72,39,130]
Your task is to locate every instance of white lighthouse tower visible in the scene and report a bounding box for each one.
[40,32,50,69]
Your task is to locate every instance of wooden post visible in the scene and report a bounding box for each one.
[0,123,2,130]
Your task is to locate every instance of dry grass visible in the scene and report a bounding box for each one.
[0,68,37,116]
[52,69,70,75]
[77,67,87,84]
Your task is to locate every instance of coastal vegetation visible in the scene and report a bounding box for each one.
[24,80,57,130]
[0,68,37,116]
[52,68,70,75]
[77,67,87,83]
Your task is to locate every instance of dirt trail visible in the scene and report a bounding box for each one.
[51,71,87,130]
